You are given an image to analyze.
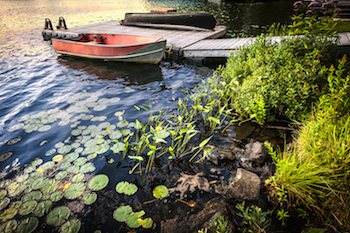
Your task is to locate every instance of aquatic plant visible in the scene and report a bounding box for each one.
[236,202,272,233]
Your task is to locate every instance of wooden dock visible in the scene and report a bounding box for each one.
[64,20,350,60]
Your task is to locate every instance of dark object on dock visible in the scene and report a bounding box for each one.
[42,17,82,41]
[121,12,216,30]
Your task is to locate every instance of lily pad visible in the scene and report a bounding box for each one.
[113,205,133,222]
[16,174,29,183]
[83,145,98,155]
[0,219,17,233]
[61,219,81,233]
[29,171,43,178]
[93,105,107,111]
[66,165,79,173]
[74,147,83,153]
[71,142,80,149]
[31,159,43,167]
[52,154,64,162]
[9,123,24,132]
[60,162,71,170]
[83,193,97,205]
[0,189,7,199]
[38,125,51,132]
[46,206,70,227]
[72,173,84,183]
[64,152,79,163]
[124,183,138,196]
[18,201,37,215]
[115,181,129,194]
[0,197,10,211]
[97,98,109,105]
[45,149,56,156]
[33,201,52,217]
[58,145,72,154]
[126,211,145,228]
[96,143,109,154]
[86,153,97,161]
[88,174,109,191]
[71,129,82,136]
[55,171,67,180]
[10,201,22,209]
[110,142,126,154]
[142,217,153,229]
[41,161,55,170]
[153,185,168,199]
[24,166,36,174]
[16,217,38,233]
[110,97,121,103]
[80,162,95,173]
[41,180,58,194]
[74,157,87,166]
[50,191,63,202]
[7,182,26,197]
[117,120,129,128]
[23,191,42,202]
[109,131,122,140]
[64,183,85,199]
[0,208,17,222]
[31,177,49,190]
[55,142,65,148]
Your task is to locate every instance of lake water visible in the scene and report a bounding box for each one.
[0,0,294,232]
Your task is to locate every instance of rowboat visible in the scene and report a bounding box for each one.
[51,34,166,64]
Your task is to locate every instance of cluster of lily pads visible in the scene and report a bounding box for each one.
[113,183,168,229]
[0,150,109,233]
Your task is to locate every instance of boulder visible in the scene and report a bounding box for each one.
[248,141,268,164]
[224,168,261,201]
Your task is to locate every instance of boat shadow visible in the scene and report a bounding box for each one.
[57,55,164,85]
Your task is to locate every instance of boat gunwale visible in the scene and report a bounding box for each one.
[52,37,166,48]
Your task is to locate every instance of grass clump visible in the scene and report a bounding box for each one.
[265,55,350,231]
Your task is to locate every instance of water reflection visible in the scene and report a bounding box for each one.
[57,56,163,85]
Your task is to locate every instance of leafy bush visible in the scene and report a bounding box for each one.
[218,36,328,123]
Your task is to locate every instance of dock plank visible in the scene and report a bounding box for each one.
[68,20,227,51]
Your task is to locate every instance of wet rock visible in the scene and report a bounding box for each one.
[168,172,210,199]
[246,141,268,164]
[160,198,231,233]
[224,168,261,201]
[206,146,236,165]
[226,123,256,140]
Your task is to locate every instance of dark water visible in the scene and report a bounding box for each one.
[0,0,294,232]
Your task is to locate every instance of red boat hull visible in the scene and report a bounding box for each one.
[52,34,166,64]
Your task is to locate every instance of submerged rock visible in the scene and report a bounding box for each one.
[224,168,261,202]
[206,146,236,165]
[160,198,233,233]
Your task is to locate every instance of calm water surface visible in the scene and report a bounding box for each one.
[0,0,294,232]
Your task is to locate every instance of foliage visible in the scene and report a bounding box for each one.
[210,215,231,233]
[265,55,350,230]
[236,202,272,233]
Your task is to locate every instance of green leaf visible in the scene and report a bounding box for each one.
[83,193,97,205]
[113,205,133,222]
[142,217,153,229]
[50,191,63,202]
[0,208,17,222]
[33,201,52,217]
[116,181,129,194]
[16,217,38,233]
[153,185,168,199]
[46,206,70,227]
[64,183,85,199]
[199,136,212,148]
[124,183,138,196]
[18,201,37,215]
[61,219,81,233]
[88,174,109,191]
[126,211,145,228]
[0,219,17,233]
[128,156,144,161]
